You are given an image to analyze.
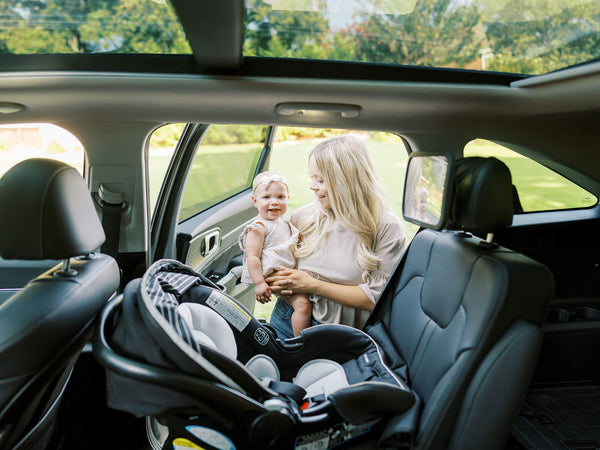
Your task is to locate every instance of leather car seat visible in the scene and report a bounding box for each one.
[363,156,555,449]
[0,158,120,449]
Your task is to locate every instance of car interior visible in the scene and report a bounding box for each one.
[92,154,554,450]
[0,0,599,449]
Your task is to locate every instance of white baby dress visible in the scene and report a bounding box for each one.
[239,216,299,284]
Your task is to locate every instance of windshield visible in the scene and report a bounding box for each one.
[1,0,598,76]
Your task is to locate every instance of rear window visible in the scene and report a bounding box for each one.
[464,139,597,212]
[0,123,84,177]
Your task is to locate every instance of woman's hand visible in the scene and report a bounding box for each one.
[267,268,374,311]
[265,268,316,297]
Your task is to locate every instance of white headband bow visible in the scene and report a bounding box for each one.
[253,174,289,193]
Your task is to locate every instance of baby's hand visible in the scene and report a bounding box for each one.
[255,282,272,304]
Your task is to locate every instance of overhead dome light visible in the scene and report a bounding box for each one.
[0,103,25,114]
[275,103,361,119]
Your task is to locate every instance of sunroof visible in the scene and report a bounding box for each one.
[1,0,599,77]
[243,0,600,76]
[0,0,190,54]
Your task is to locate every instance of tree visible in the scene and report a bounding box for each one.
[346,0,483,67]
[244,3,330,57]
[483,0,600,75]
[0,0,189,54]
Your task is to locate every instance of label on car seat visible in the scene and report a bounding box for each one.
[172,438,204,449]
[206,290,251,332]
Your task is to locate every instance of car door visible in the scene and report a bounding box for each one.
[150,123,274,314]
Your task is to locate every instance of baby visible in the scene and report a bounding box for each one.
[239,171,312,336]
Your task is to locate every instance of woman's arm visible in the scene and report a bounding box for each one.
[266,269,373,311]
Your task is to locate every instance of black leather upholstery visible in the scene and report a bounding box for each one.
[449,156,514,233]
[365,156,554,449]
[0,158,105,260]
[0,158,119,449]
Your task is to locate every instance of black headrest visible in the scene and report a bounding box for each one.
[0,158,105,260]
[449,157,514,234]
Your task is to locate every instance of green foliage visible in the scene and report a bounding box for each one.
[0,0,190,54]
[348,0,482,67]
[150,123,185,149]
[275,126,346,142]
[1,0,599,77]
[485,1,600,75]
[243,2,355,60]
[203,125,265,146]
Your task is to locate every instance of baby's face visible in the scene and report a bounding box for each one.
[252,181,289,220]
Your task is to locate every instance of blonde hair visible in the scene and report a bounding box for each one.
[294,134,389,281]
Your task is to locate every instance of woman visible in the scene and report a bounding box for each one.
[266,134,406,339]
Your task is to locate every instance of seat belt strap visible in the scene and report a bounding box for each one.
[267,380,307,404]
[98,184,125,259]
[365,227,423,325]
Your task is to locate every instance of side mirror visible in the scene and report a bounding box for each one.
[402,152,453,230]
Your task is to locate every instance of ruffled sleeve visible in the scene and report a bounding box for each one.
[358,213,406,303]
[238,218,269,250]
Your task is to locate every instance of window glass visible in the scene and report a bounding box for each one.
[148,123,185,217]
[179,125,267,222]
[269,127,414,235]
[464,139,597,212]
[0,123,84,177]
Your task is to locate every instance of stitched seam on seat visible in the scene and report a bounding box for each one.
[406,318,435,384]
[395,230,435,295]
[423,238,480,329]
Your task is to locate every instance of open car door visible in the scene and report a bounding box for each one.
[150,124,275,314]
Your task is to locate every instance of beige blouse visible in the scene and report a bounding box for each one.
[290,204,406,329]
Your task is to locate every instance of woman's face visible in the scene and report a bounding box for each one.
[309,156,331,210]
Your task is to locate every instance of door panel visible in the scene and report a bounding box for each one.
[177,192,256,312]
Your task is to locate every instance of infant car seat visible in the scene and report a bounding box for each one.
[94,155,554,450]
[97,260,415,449]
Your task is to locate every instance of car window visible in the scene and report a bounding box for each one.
[464,139,597,212]
[178,125,267,222]
[0,123,84,177]
[148,123,185,217]
[269,128,415,237]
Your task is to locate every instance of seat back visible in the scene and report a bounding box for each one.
[367,157,554,449]
[0,158,120,449]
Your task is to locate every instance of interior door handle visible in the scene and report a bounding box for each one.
[200,230,220,257]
